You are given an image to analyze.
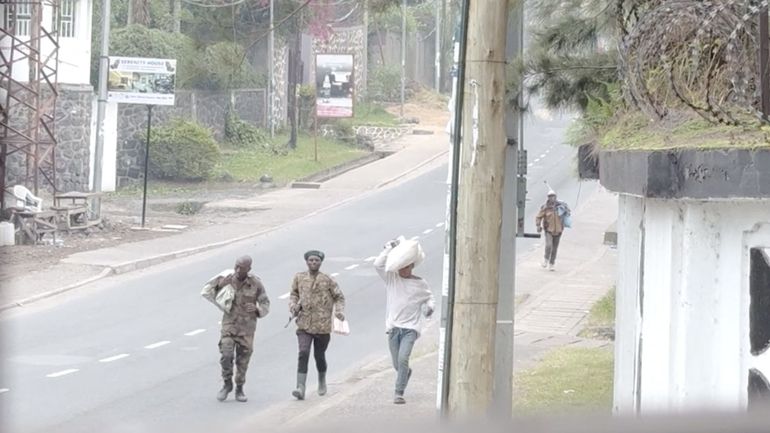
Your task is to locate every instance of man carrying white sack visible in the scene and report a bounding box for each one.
[373,236,435,405]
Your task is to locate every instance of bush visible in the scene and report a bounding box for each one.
[368,65,404,103]
[298,84,316,131]
[225,111,269,149]
[187,42,265,90]
[148,119,221,180]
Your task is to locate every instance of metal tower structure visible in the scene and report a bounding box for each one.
[1,0,61,208]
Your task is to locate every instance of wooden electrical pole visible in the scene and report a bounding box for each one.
[447,0,510,417]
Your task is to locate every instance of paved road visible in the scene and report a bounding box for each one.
[0,104,592,433]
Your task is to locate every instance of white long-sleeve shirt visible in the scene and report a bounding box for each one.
[373,245,436,336]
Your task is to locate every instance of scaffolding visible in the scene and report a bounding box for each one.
[1,0,60,209]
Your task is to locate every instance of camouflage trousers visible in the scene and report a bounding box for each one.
[219,334,254,385]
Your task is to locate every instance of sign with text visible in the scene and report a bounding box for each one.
[315,53,354,118]
[107,57,176,106]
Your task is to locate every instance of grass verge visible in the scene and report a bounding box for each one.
[578,287,615,340]
[109,133,366,198]
[599,112,770,151]
[513,347,614,415]
[218,133,366,183]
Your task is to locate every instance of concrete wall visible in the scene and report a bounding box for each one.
[614,196,770,414]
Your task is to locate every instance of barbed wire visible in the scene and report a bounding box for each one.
[620,0,768,125]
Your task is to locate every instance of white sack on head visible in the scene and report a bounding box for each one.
[385,237,426,272]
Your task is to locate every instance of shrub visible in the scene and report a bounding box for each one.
[298,84,317,131]
[368,65,404,103]
[148,119,221,180]
[225,111,269,149]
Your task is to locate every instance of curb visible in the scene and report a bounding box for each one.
[2,148,450,312]
[0,267,114,312]
[375,149,449,189]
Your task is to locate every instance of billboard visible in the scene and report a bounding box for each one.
[107,57,176,106]
[315,53,354,118]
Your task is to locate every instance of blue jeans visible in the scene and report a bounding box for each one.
[388,327,418,395]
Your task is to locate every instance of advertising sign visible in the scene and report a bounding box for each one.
[315,53,354,118]
[107,57,176,106]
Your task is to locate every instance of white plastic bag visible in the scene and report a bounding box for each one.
[201,269,235,313]
[385,236,425,272]
[333,317,350,336]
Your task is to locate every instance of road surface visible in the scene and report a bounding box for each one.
[0,104,594,433]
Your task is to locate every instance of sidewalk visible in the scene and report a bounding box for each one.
[238,186,618,431]
[0,131,448,311]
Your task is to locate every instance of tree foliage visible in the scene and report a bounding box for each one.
[149,119,222,181]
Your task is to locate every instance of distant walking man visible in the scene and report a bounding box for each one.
[214,255,270,402]
[374,238,435,405]
[289,250,346,400]
[536,190,570,271]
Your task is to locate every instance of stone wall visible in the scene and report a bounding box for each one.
[116,88,266,187]
[3,84,93,193]
[320,124,413,147]
[311,26,366,102]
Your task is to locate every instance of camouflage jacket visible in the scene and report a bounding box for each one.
[217,273,270,337]
[289,271,345,334]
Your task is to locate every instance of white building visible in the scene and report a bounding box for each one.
[1,0,93,85]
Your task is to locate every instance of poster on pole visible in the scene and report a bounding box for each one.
[107,57,176,106]
[315,53,354,118]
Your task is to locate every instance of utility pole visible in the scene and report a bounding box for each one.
[268,0,275,137]
[400,0,406,118]
[492,0,524,418]
[93,0,112,217]
[434,0,441,91]
[172,0,181,32]
[447,0,510,417]
[363,0,369,100]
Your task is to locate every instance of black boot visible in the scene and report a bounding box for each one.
[235,385,248,402]
[292,373,307,400]
[318,371,327,396]
[217,380,233,401]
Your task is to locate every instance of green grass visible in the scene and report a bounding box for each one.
[108,133,366,198]
[599,112,770,151]
[514,347,614,415]
[218,133,366,183]
[578,288,616,340]
[351,102,399,126]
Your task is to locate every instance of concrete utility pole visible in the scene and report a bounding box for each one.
[93,0,112,217]
[363,0,369,100]
[434,0,441,91]
[268,0,275,137]
[447,0,510,417]
[401,0,406,118]
[492,0,524,418]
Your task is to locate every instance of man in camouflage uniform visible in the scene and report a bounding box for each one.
[289,250,346,400]
[214,255,270,403]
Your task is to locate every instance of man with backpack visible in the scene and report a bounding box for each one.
[536,190,571,271]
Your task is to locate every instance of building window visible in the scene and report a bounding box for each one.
[15,3,31,37]
[59,0,76,38]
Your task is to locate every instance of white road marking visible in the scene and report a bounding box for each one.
[534,158,541,163]
[410,236,420,240]
[364,256,377,262]
[331,272,340,277]
[423,229,433,234]
[46,369,79,378]
[540,153,546,158]
[528,163,534,167]
[184,329,206,336]
[144,341,170,350]
[99,354,130,363]
[344,264,359,271]
[278,292,291,300]
[0,388,9,394]
[436,222,444,228]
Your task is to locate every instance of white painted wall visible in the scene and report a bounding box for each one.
[1,0,93,85]
[88,98,117,192]
[614,196,770,415]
